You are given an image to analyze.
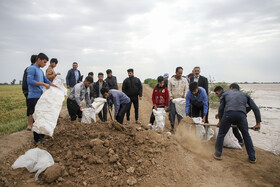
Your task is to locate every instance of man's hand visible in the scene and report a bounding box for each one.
[44,83,50,89]
[90,106,95,109]
[50,83,58,88]
[56,73,61,76]
[67,85,70,89]
[80,107,83,111]
[154,105,158,111]
[139,97,142,100]
[217,121,220,127]
[164,106,168,111]
[253,122,261,131]
[202,116,206,123]
[215,114,219,119]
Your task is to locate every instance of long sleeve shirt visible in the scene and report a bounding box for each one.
[27,65,51,99]
[219,89,261,123]
[68,82,92,107]
[185,87,208,116]
[107,89,130,116]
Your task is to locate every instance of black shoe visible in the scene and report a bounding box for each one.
[213,153,222,160]
[170,129,174,134]
[249,158,257,164]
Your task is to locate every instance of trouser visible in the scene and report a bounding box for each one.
[126,96,139,121]
[67,98,82,121]
[117,103,130,124]
[149,106,164,125]
[168,101,182,128]
[215,111,255,160]
[98,103,107,122]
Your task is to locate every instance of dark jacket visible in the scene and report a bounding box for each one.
[122,76,143,97]
[190,75,209,95]
[105,76,118,90]
[66,68,81,87]
[219,89,261,123]
[92,80,109,99]
[22,66,30,97]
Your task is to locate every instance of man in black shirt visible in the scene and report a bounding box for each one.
[122,68,143,125]
[22,54,37,131]
[92,73,109,122]
[105,69,118,90]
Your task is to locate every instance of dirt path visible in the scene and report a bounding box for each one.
[0,84,279,186]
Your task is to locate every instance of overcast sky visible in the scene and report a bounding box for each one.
[0,0,279,84]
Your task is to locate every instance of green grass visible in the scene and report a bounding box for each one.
[144,78,158,89]
[0,85,27,135]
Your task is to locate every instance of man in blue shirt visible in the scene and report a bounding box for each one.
[27,53,57,143]
[66,62,82,93]
[185,82,208,123]
[101,88,130,124]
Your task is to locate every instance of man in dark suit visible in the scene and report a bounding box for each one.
[190,66,209,123]
[66,62,82,93]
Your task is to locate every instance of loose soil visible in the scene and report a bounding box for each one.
[0,85,279,186]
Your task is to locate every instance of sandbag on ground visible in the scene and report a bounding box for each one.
[32,77,67,136]
[215,127,242,149]
[12,148,54,181]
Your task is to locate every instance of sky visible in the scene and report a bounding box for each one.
[0,0,280,84]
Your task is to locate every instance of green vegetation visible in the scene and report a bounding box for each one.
[0,85,27,135]
[144,78,158,89]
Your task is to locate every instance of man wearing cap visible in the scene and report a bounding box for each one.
[163,73,169,87]
[46,58,60,82]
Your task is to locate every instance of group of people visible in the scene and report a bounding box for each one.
[22,53,261,163]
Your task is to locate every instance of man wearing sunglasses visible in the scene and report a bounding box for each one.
[46,58,61,82]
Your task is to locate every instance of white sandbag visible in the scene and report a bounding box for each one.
[152,108,166,131]
[192,117,203,124]
[215,127,242,149]
[81,108,97,123]
[12,148,54,181]
[92,98,107,114]
[172,98,186,118]
[33,77,67,136]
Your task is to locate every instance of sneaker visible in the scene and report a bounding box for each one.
[136,120,141,125]
[125,121,129,125]
[249,158,257,164]
[213,153,222,160]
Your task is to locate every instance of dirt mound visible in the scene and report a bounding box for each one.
[0,120,174,186]
[1,84,280,186]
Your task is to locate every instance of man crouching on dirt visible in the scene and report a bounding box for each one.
[213,83,261,163]
[101,88,130,124]
[67,76,94,122]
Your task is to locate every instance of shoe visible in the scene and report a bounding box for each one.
[249,158,257,164]
[26,128,32,131]
[169,129,174,134]
[125,121,129,125]
[147,123,152,127]
[213,153,222,160]
[136,120,141,125]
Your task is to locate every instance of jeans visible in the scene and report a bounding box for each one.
[215,111,256,160]
[168,101,182,128]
